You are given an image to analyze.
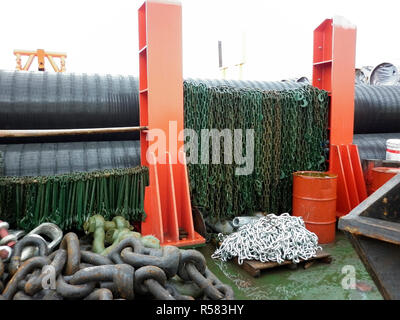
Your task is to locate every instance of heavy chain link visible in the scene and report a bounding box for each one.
[0,232,234,300]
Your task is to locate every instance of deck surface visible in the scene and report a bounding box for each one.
[199,231,383,300]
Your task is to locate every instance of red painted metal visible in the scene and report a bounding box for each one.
[313,18,367,217]
[293,171,338,244]
[369,167,400,195]
[138,0,205,247]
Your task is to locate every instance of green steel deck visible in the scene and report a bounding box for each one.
[198,231,383,300]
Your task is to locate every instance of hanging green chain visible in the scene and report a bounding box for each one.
[0,166,149,231]
[184,81,329,220]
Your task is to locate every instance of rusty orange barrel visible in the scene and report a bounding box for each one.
[292,171,338,244]
[369,167,400,195]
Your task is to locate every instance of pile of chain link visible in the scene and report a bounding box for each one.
[0,231,234,300]
[184,82,329,220]
[212,213,322,265]
[0,166,149,232]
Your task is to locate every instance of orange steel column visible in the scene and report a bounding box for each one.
[313,17,367,217]
[138,0,205,247]
[37,49,46,71]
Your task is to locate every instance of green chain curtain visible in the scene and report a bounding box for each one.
[184,82,329,220]
[0,166,148,231]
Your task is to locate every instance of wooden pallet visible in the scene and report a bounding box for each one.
[233,249,332,277]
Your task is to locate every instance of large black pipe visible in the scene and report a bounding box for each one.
[0,70,139,129]
[0,140,140,176]
[354,85,400,134]
[0,70,140,143]
[353,133,400,160]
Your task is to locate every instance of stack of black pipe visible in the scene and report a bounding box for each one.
[0,70,141,176]
[0,69,399,177]
[353,85,400,159]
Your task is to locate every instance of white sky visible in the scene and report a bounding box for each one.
[0,0,399,81]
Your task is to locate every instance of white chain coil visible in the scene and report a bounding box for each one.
[212,213,322,265]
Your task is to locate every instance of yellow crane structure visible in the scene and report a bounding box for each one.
[14,49,67,72]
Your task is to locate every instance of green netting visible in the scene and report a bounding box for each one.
[0,166,149,231]
[184,82,329,220]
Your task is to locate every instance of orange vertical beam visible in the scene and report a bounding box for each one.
[313,17,367,217]
[330,21,356,146]
[37,49,45,71]
[138,0,204,247]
